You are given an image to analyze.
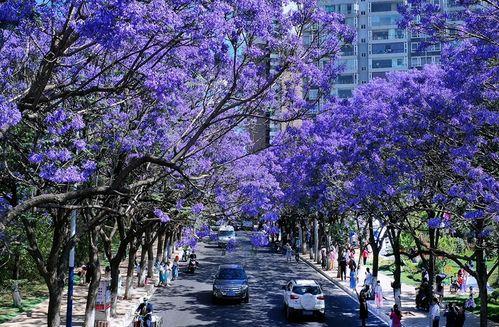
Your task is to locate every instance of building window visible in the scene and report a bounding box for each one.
[337,74,355,84]
[361,24,366,29]
[371,42,405,54]
[371,2,394,12]
[308,89,319,100]
[361,67,366,71]
[325,5,335,13]
[371,71,387,79]
[372,59,392,68]
[411,42,420,52]
[338,89,353,98]
[361,53,366,57]
[371,14,400,27]
[341,44,355,56]
[361,11,366,15]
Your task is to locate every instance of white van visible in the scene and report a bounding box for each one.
[218,225,236,247]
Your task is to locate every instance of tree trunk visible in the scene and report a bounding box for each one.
[475,219,489,327]
[12,249,20,280]
[138,243,147,287]
[47,283,64,327]
[156,232,164,263]
[84,228,101,327]
[389,227,402,308]
[147,240,154,279]
[109,263,120,317]
[372,247,380,278]
[125,243,138,300]
[428,221,436,301]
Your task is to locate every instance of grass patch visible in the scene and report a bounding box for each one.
[0,282,48,324]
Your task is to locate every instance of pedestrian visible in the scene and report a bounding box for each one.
[158,261,167,287]
[285,243,292,262]
[339,252,347,281]
[464,286,476,310]
[78,265,87,285]
[86,261,95,285]
[362,247,369,266]
[390,304,402,327]
[350,266,357,290]
[329,247,337,270]
[444,303,457,327]
[172,256,179,280]
[455,306,466,327]
[374,280,383,308]
[430,297,441,327]
[364,267,373,289]
[321,248,327,270]
[359,293,368,327]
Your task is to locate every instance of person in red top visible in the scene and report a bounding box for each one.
[389,304,402,327]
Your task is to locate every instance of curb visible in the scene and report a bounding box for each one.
[299,255,393,326]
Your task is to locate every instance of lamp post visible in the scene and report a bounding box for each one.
[66,208,77,326]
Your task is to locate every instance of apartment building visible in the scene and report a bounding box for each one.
[314,0,461,100]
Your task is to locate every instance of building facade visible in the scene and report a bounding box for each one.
[315,0,462,100]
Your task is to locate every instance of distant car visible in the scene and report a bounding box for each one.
[212,264,249,303]
[283,279,325,321]
[217,225,236,247]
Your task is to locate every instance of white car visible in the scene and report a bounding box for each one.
[282,279,325,321]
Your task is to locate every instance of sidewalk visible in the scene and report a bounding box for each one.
[300,254,494,327]
[0,248,184,327]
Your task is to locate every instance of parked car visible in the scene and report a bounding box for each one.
[212,264,249,303]
[282,279,325,321]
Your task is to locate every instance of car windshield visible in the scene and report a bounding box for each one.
[219,231,235,237]
[217,268,246,280]
[292,286,321,295]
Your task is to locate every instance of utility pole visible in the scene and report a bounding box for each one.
[66,209,77,327]
[314,217,319,263]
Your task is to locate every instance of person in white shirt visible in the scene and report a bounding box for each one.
[374,280,383,308]
[429,298,441,327]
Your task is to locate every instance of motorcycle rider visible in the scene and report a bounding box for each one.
[188,253,198,273]
[135,297,153,327]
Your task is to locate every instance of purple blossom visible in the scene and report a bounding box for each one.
[176,199,185,210]
[261,212,279,222]
[192,203,204,215]
[154,209,171,223]
[428,218,442,229]
[250,232,269,247]
[195,224,211,238]
[464,210,484,220]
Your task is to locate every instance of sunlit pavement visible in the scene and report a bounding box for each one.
[152,233,387,327]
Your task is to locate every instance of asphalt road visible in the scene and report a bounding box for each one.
[152,232,388,327]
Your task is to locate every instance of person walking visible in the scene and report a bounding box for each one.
[374,280,383,308]
[350,266,357,290]
[390,304,402,327]
[430,298,441,327]
[172,256,179,281]
[329,247,337,270]
[339,252,347,281]
[444,303,457,327]
[321,248,327,270]
[455,306,466,327]
[285,243,292,262]
[359,293,368,327]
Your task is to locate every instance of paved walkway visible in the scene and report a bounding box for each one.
[0,248,184,327]
[300,254,496,327]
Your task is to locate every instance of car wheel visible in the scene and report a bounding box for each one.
[285,306,293,321]
[243,292,249,303]
[212,295,219,304]
[317,312,326,322]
